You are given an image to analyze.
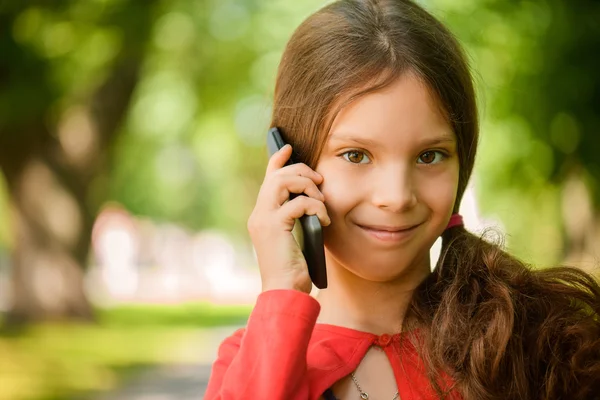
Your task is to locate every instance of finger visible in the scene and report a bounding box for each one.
[272,176,324,206]
[266,144,293,174]
[278,196,331,228]
[258,174,324,208]
[279,163,323,185]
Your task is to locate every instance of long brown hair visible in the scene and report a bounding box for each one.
[270,0,600,399]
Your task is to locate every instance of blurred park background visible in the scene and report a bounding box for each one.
[0,0,598,399]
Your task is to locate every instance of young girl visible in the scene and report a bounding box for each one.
[205,0,600,399]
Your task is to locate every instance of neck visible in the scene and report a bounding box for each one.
[315,255,431,335]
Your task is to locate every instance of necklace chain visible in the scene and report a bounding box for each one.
[350,372,399,400]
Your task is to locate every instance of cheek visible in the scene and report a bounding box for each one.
[418,166,460,213]
[316,165,361,218]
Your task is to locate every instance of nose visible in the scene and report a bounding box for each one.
[370,163,417,212]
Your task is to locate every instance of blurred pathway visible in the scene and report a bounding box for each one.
[89,326,239,400]
[91,364,213,400]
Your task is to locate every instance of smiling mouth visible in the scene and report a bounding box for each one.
[357,222,422,242]
[358,224,420,232]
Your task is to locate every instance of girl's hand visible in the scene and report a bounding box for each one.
[247,144,331,294]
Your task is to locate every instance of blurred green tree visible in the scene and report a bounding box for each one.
[0,0,325,323]
[106,0,325,233]
[0,0,157,322]
[1,0,597,324]
[429,0,600,266]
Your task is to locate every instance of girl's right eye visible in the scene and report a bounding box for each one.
[342,150,371,164]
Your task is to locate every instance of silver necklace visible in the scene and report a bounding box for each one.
[350,372,400,400]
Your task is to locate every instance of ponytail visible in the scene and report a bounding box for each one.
[409,225,600,399]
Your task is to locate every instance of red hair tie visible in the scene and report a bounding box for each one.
[446,213,464,230]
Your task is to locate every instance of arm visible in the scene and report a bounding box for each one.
[204,289,321,400]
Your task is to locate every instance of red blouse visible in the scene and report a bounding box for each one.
[205,289,460,400]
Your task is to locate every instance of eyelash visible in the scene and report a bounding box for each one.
[339,149,449,165]
[340,149,371,164]
[417,150,449,165]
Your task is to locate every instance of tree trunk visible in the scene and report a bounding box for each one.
[4,153,96,323]
[0,0,156,324]
[561,170,600,272]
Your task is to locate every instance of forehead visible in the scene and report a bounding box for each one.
[327,72,453,146]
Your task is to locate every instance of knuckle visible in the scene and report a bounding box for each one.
[298,195,312,207]
[266,174,285,192]
[305,198,321,214]
[287,196,307,214]
[293,162,309,170]
[292,163,311,175]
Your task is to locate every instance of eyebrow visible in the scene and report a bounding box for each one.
[419,136,456,147]
[328,133,456,148]
[328,134,382,148]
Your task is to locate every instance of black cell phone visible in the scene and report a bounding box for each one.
[266,127,328,289]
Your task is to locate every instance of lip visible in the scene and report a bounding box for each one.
[358,223,419,231]
[357,222,422,243]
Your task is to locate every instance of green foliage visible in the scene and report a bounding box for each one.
[427,0,600,265]
[2,1,141,128]
[97,301,251,327]
[2,0,598,273]
[109,0,326,233]
[1,1,598,396]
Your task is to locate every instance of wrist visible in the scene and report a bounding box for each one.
[261,273,312,294]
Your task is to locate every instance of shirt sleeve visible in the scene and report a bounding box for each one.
[204,289,321,400]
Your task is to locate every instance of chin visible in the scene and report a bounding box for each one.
[345,256,428,283]
[352,270,407,283]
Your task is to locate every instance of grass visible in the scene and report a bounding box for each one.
[96,302,251,328]
[0,302,251,400]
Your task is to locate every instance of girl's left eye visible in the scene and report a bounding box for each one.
[342,150,371,164]
[418,151,446,164]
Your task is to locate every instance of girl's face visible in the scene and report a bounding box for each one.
[315,72,459,283]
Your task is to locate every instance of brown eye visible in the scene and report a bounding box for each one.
[348,151,364,163]
[342,150,370,164]
[418,151,443,164]
[420,152,435,164]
